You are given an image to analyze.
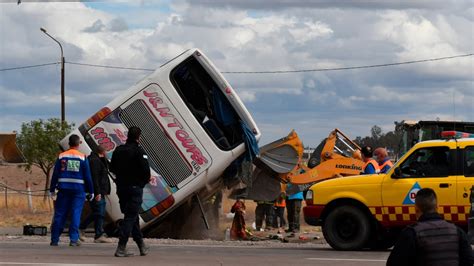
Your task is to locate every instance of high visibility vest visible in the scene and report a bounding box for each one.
[274,199,286,207]
[379,159,394,173]
[363,159,380,174]
[50,149,93,193]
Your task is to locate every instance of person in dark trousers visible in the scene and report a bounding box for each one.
[387,188,473,266]
[110,126,151,257]
[273,192,286,229]
[286,184,303,233]
[254,201,274,231]
[49,134,94,246]
[79,145,112,243]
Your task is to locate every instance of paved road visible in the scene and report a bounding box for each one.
[0,240,390,266]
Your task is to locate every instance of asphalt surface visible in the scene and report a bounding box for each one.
[0,239,390,266]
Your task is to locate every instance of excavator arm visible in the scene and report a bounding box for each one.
[287,128,363,184]
[240,128,363,201]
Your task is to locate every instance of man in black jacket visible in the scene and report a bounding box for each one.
[110,126,151,257]
[387,188,473,266]
[79,145,112,243]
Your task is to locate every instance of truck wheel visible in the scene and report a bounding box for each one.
[323,206,371,250]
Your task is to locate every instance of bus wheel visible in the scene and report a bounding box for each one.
[323,206,371,250]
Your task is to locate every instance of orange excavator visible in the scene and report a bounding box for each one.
[242,128,364,201]
[286,128,364,185]
[0,132,24,163]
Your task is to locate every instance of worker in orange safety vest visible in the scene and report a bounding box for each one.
[273,192,286,228]
[374,147,394,174]
[361,146,380,174]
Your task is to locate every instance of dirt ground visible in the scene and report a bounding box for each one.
[0,163,47,192]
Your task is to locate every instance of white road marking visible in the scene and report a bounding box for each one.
[306,257,386,262]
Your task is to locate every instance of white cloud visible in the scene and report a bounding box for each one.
[0,1,472,147]
[289,21,333,44]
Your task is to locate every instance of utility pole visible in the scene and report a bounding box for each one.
[40,27,65,123]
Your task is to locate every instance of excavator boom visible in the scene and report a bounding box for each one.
[241,128,363,201]
[288,128,363,184]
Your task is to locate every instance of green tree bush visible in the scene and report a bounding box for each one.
[17,118,74,200]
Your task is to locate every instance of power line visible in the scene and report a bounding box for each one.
[59,53,474,73]
[0,62,59,72]
[1,53,472,73]
[67,61,154,71]
[67,53,474,73]
[222,53,474,74]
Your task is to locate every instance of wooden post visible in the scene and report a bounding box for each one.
[4,181,8,213]
[26,181,33,212]
[48,194,52,213]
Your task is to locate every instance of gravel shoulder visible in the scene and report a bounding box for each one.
[0,226,326,248]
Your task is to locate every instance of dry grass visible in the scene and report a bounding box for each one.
[0,193,53,227]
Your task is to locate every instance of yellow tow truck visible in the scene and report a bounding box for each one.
[304,131,474,250]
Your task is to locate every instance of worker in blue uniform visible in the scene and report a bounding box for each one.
[49,134,94,246]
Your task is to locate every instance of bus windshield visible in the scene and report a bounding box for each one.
[171,57,243,150]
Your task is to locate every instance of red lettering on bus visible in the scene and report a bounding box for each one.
[189,148,207,165]
[157,107,173,117]
[176,130,189,140]
[181,138,194,147]
[143,89,208,166]
[143,90,158,98]
[90,127,115,152]
[149,96,163,108]
[113,129,127,143]
[168,118,183,129]
[91,127,104,134]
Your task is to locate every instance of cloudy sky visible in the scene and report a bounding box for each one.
[1,0,473,147]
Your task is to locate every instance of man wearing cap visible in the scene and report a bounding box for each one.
[361,146,380,174]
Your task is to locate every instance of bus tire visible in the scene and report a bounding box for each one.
[323,205,371,250]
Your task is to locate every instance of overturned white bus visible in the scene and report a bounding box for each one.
[60,49,260,235]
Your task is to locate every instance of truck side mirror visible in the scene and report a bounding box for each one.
[392,167,402,179]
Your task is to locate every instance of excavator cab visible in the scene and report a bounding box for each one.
[306,128,361,169]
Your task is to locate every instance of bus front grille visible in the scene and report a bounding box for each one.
[120,99,192,187]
